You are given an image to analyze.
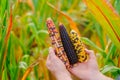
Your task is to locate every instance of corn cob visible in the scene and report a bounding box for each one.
[59,24,78,65]
[46,18,70,67]
[70,30,89,62]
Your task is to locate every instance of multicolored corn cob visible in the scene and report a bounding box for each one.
[46,18,70,67]
[70,30,89,62]
[59,24,78,65]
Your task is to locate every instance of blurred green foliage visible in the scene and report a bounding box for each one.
[0,0,120,80]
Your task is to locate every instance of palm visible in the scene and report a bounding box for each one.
[69,49,99,79]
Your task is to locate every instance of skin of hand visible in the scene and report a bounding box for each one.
[46,47,113,80]
[46,47,72,80]
[69,49,113,80]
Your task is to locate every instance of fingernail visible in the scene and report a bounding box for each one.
[85,49,88,51]
[49,47,52,50]
[85,49,89,54]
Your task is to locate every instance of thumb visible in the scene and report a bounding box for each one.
[85,49,96,60]
[49,47,57,59]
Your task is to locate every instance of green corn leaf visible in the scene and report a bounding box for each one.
[114,0,120,15]
[83,0,120,50]
[81,37,106,57]
[101,64,120,74]
[94,22,105,49]
[105,43,117,64]
[2,67,8,80]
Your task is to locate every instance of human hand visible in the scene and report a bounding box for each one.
[46,47,72,80]
[69,49,113,80]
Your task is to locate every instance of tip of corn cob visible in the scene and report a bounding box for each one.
[70,30,78,37]
[46,18,55,28]
[70,30,76,34]
[59,23,64,29]
[46,18,52,23]
[47,17,52,21]
[59,22,63,26]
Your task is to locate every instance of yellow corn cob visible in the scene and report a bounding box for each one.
[70,30,89,62]
[46,18,70,67]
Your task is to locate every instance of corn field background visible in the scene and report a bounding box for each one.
[0,0,120,80]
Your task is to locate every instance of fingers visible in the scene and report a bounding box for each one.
[49,47,56,59]
[46,47,55,68]
[46,47,60,68]
[85,49,96,60]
